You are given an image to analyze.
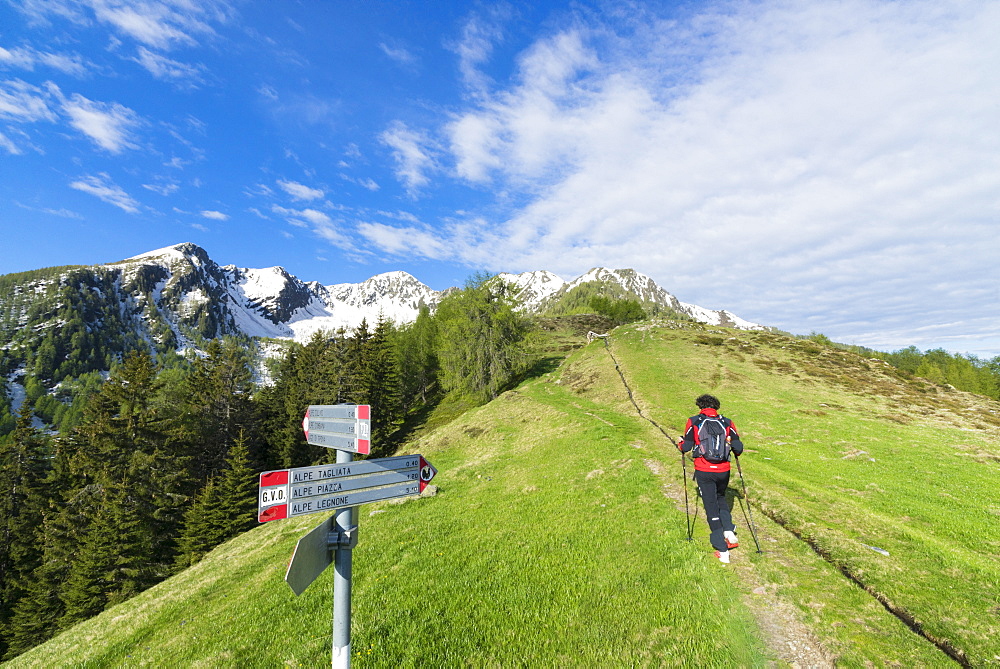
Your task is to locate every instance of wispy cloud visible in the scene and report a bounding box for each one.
[357,221,450,259]
[89,0,229,51]
[69,173,141,213]
[272,204,349,246]
[379,41,417,67]
[0,79,57,122]
[132,47,205,86]
[340,174,380,191]
[61,92,142,153]
[14,200,84,219]
[0,129,22,155]
[11,0,236,56]
[200,209,228,220]
[380,121,436,195]
[0,45,89,77]
[142,179,180,195]
[447,29,596,184]
[0,46,35,69]
[449,6,511,96]
[277,179,324,201]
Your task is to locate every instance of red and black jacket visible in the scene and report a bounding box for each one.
[678,408,744,473]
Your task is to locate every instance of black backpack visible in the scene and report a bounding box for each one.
[694,415,731,463]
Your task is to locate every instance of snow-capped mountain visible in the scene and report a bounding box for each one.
[121,244,763,345]
[501,266,761,329]
[0,243,763,366]
[118,243,442,347]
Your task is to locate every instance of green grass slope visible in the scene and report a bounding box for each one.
[605,322,1000,666]
[7,320,998,667]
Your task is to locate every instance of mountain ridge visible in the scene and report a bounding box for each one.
[122,242,765,340]
[0,242,763,391]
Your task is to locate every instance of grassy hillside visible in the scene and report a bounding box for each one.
[7,320,998,667]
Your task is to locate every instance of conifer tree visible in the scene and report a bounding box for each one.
[322,328,361,405]
[175,430,258,568]
[217,429,259,533]
[175,337,256,483]
[4,436,81,657]
[361,315,403,454]
[396,305,439,409]
[53,350,183,624]
[0,408,50,658]
[4,508,74,658]
[282,333,329,467]
[174,477,223,569]
[435,275,531,402]
[59,490,120,625]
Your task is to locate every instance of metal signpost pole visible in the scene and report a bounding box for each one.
[258,405,438,667]
[331,447,354,669]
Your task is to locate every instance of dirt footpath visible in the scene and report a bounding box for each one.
[644,457,836,669]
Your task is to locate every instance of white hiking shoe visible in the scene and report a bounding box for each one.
[715,550,730,564]
[724,531,739,549]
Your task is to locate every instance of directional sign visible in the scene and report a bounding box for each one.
[303,404,371,455]
[285,514,336,596]
[258,455,437,522]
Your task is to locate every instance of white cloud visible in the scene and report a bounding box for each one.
[0,45,89,76]
[61,93,141,152]
[450,7,510,96]
[69,172,141,213]
[372,0,1000,353]
[200,209,228,220]
[36,50,88,76]
[0,130,22,154]
[142,179,180,195]
[12,0,235,52]
[132,47,205,85]
[341,174,380,191]
[380,121,436,195]
[379,41,416,67]
[357,221,450,259]
[271,204,349,246]
[0,46,37,69]
[277,179,324,201]
[0,79,57,122]
[447,29,598,184]
[88,0,228,51]
[14,200,84,218]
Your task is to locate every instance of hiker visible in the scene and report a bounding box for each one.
[677,394,744,564]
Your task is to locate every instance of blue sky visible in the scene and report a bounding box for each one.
[2,0,999,357]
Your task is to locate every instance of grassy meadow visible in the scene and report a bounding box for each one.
[610,322,1000,666]
[6,320,999,667]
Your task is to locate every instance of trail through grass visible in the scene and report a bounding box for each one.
[609,321,1000,666]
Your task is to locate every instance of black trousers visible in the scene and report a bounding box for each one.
[695,469,735,552]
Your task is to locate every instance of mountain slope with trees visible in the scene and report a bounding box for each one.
[0,275,531,660]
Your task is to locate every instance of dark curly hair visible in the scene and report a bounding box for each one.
[696,394,720,410]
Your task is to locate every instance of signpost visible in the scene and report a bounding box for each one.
[257,405,437,668]
[302,404,371,455]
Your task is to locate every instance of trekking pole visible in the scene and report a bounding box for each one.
[680,445,693,541]
[734,454,763,553]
